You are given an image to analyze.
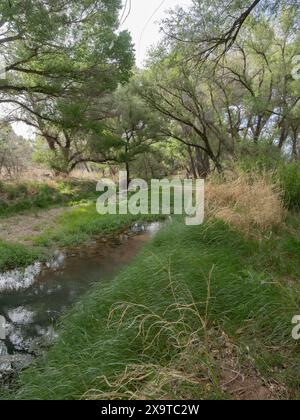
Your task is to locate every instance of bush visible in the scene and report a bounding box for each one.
[236,141,283,173]
[206,172,285,235]
[235,141,300,212]
[0,241,44,272]
[278,163,300,211]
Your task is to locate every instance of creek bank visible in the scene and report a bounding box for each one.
[7,217,300,400]
[0,222,161,387]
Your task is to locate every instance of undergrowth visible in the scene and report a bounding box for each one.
[0,179,98,217]
[0,241,46,272]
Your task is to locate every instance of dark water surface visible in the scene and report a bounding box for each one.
[0,223,160,357]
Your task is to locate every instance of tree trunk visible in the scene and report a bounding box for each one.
[187,146,198,179]
[125,161,130,188]
[195,147,211,178]
[291,127,300,161]
[278,123,288,150]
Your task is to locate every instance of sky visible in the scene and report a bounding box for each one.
[11,0,192,138]
[120,0,192,67]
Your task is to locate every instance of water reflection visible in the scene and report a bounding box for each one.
[0,222,160,361]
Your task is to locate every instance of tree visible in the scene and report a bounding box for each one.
[211,7,300,148]
[0,122,32,178]
[161,0,299,61]
[139,50,235,175]
[0,1,133,100]
[106,83,163,183]
[0,0,135,173]
[137,2,300,176]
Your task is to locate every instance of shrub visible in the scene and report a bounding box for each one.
[235,141,300,212]
[278,163,300,211]
[236,141,283,173]
[0,241,44,272]
[206,172,285,234]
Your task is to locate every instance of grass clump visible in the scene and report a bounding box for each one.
[85,266,220,400]
[0,241,45,272]
[206,172,285,235]
[278,163,300,211]
[235,142,300,212]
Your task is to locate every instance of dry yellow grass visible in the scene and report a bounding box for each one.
[206,172,285,234]
[0,166,103,183]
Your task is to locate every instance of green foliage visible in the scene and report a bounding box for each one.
[236,141,284,172]
[0,241,45,272]
[236,141,300,211]
[0,0,135,174]
[0,180,97,217]
[33,203,162,248]
[278,163,300,211]
[138,2,300,178]
[33,145,70,175]
[1,1,134,97]
[2,0,300,401]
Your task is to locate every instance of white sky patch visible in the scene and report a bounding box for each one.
[11,121,35,139]
[4,0,192,139]
[0,103,35,140]
[120,0,192,67]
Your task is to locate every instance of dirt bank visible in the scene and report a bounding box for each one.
[0,207,70,245]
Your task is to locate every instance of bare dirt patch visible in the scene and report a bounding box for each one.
[218,332,287,400]
[0,207,69,245]
[221,368,282,400]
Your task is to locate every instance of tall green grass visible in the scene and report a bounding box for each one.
[33,203,163,248]
[9,217,300,400]
[278,163,300,211]
[0,241,46,272]
[236,141,300,211]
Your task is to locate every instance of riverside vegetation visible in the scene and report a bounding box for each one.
[0,0,300,401]
[0,169,299,400]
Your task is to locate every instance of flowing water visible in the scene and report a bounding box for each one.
[0,223,160,366]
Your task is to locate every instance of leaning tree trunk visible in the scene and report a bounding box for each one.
[195,147,211,178]
[188,146,198,179]
[125,161,130,188]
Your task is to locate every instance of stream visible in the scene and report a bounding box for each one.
[0,222,161,377]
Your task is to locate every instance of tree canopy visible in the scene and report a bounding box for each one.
[1,0,300,178]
